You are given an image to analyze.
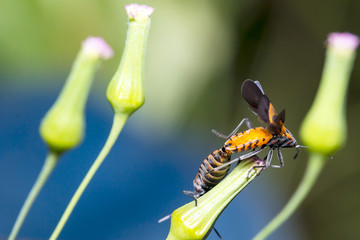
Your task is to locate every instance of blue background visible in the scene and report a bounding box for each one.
[0,86,304,240]
[1,0,360,239]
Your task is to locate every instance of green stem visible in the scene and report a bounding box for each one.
[253,153,326,240]
[49,113,128,240]
[9,151,59,240]
[167,157,264,240]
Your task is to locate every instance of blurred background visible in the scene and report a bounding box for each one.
[0,0,359,239]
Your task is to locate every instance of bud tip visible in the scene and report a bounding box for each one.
[82,36,114,59]
[125,4,154,20]
[327,32,359,51]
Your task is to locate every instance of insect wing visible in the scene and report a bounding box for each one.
[242,79,275,124]
[257,96,272,124]
[241,79,264,110]
[254,80,265,94]
[268,103,278,124]
[274,109,285,124]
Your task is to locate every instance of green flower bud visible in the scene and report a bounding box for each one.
[167,156,265,240]
[300,32,359,155]
[106,4,154,115]
[40,37,113,153]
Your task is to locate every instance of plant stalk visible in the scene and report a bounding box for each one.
[49,113,127,240]
[253,152,326,240]
[9,151,59,240]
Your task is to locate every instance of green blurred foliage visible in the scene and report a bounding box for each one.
[0,1,123,74]
[1,0,360,239]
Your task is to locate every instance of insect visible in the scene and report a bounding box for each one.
[183,150,265,206]
[182,148,231,206]
[184,79,303,205]
[211,79,304,172]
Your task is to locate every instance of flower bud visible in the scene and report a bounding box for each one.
[300,32,359,155]
[40,37,113,153]
[167,156,265,240]
[106,4,154,115]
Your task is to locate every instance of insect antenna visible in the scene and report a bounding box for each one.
[294,145,309,159]
[158,214,171,223]
[213,227,223,240]
[211,129,228,139]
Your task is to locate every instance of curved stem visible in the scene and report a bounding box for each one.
[253,152,326,240]
[49,113,127,240]
[9,151,59,240]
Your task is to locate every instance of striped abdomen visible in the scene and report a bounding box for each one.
[193,148,231,196]
[224,127,272,153]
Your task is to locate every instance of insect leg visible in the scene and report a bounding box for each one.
[277,148,284,167]
[247,165,266,179]
[183,190,200,206]
[239,148,264,160]
[207,148,265,174]
[227,118,254,137]
[246,155,268,179]
[262,149,282,168]
[265,148,273,167]
[212,118,253,139]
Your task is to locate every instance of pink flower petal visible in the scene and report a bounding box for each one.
[82,37,114,60]
[125,4,154,21]
[328,32,359,51]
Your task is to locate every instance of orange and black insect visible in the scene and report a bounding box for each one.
[212,79,303,171]
[183,150,263,206]
[182,148,231,206]
[184,79,303,205]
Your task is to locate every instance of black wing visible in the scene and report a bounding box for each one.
[241,79,272,124]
